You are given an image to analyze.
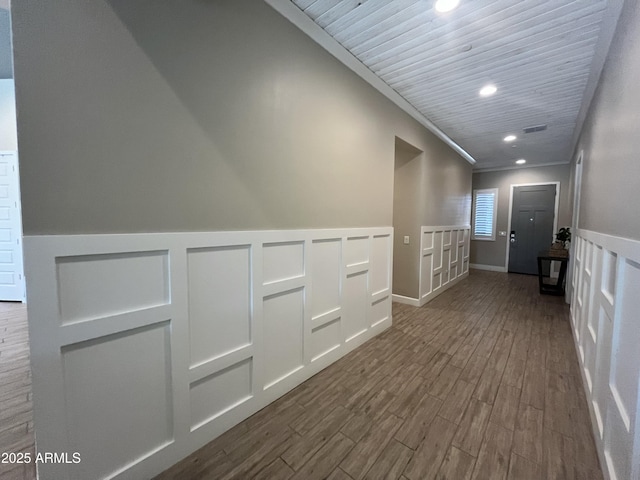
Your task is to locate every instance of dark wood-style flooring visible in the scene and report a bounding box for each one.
[0,271,602,479]
[157,270,602,480]
[0,302,35,480]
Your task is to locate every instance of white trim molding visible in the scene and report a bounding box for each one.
[263,0,476,166]
[470,263,508,273]
[505,182,560,272]
[24,227,393,480]
[570,228,640,480]
[392,294,421,307]
[472,160,571,173]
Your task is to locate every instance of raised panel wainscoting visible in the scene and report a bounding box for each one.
[570,228,640,480]
[23,227,392,480]
[393,225,470,307]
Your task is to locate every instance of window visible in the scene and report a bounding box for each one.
[472,188,498,240]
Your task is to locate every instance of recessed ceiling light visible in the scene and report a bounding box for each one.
[515,159,526,165]
[435,0,460,13]
[479,84,497,97]
[504,135,517,142]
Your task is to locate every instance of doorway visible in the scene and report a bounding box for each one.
[507,183,559,275]
[0,7,23,301]
[0,151,24,300]
[392,137,423,301]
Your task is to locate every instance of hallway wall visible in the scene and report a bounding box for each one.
[11,0,471,236]
[569,0,640,478]
[573,0,640,241]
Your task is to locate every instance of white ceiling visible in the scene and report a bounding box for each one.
[273,0,623,170]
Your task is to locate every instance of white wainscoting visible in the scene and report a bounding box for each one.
[393,225,470,307]
[394,224,470,307]
[570,228,640,480]
[420,225,470,304]
[23,227,392,480]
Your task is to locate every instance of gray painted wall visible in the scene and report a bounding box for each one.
[12,0,471,235]
[573,0,640,241]
[471,165,571,268]
[392,136,472,299]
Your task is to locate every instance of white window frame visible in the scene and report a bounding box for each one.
[472,188,498,241]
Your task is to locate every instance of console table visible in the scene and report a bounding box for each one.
[537,250,569,296]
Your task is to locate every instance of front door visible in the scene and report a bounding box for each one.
[508,184,556,275]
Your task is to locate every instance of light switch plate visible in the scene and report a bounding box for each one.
[499,231,507,236]
[403,236,410,245]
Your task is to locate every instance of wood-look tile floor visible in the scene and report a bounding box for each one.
[157,270,603,480]
[0,271,602,480]
[0,302,36,480]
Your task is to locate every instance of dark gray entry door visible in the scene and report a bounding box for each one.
[508,184,556,275]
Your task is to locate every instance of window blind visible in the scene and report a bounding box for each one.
[473,189,497,240]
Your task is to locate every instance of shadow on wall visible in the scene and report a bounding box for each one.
[102,0,393,230]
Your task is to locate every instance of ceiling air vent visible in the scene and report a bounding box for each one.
[523,124,547,134]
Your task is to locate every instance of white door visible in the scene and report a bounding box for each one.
[0,151,24,301]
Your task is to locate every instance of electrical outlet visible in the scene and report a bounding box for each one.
[403,236,410,245]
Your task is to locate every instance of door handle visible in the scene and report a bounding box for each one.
[510,231,516,243]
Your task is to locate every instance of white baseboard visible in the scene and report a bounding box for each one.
[393,271,470,308]
[392,294,421,307]
[420,271,469,305]
[470,263,507,272]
